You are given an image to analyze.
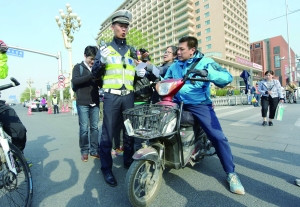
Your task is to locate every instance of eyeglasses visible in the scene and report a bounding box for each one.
[164,51,173,55]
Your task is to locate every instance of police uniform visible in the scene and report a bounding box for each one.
[92,10,136,187]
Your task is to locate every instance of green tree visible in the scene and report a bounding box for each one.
[20,87,36,103]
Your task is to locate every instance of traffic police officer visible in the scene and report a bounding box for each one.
[92,9,144,187]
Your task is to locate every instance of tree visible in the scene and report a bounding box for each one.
[20,87,36,103]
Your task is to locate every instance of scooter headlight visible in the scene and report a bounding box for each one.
[162,116,177,134]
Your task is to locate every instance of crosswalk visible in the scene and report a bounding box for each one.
[213,104,300,127]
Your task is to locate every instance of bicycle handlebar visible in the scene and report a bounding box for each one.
[0,77,20,91]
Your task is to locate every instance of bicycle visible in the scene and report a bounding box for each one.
[285,89,297,104]
[0,77,33,207]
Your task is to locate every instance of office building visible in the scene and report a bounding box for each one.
[250,35,297,86]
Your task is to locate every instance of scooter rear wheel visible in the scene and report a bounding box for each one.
[126,160,162,207]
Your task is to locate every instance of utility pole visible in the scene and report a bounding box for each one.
[26,79,34,101]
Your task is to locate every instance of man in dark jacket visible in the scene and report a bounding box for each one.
[72,46,101,162]
[92,9,140,187]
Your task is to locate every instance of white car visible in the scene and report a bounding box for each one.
[27,100,48,112]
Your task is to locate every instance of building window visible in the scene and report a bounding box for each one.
[254,43,261,48]
[196,16,200,21]
[196,24,201,29]
[273,46,280,54]
[275,69,281,77]
[195,1,200,6]
[206,36,211,41]
[198,39,202,44]
[204,4,209,9]
[205,28,211,33]
[196,9,200,13]
[206,44,212,49]
[274,55,281,68]
[205,20,210,25]
[204,12,210,18]
[197,32,201,36]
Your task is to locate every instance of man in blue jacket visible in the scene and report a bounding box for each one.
[164,36,245,195]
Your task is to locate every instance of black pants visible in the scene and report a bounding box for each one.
[53,105,59,114]
[0,102,27,151]
[99,92,134,173]
[261,96,279,119]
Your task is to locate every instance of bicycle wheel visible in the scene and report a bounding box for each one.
[0,143,33,207]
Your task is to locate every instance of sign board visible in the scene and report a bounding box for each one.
[6,48,24,58]
[58,82,65,88]
[58,75,65,82]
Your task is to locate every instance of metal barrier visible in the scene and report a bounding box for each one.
[211,95,249,106]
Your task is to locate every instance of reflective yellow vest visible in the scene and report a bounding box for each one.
[102,46,135,90]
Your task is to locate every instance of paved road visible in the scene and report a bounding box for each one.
[14,102,300,207]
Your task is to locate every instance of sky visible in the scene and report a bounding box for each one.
[1,0,299,102]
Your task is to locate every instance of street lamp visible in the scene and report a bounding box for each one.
[284,0,293,82]
[55,3,81,99]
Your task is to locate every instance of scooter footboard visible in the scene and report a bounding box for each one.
[132,147,159,162]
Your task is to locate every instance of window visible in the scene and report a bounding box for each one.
[205,20,210,25]
[204,4,209,9]
[254,43,261,48]
[195,1,200,6]
[206,36,211,41]
[206,44,212,49]
[197,32,201,36]
[204,12,210,18]
[274,55,281,68]
[205,28,211,33]
[196,24,201,29]
[275,69,281,77]
[273,46,280,54]
[196,9,200,13]
[196,16,200,21]
[198,39,202,44]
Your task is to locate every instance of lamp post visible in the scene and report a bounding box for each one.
[285,0,293,82]
[55,3,81,99]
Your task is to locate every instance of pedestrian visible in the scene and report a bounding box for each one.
[52,94,59,114]
[0,40,31,166]
[258,71,284,126]
[71,45,101,162]
[285,78,297,103]
[164,36,245,195]
[92,9,139,187]
[41,97,47,111]
[251,83,261,107]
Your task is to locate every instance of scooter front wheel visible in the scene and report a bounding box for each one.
[126,160,162,207]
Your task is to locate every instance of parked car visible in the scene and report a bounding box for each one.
[27,100,48,112]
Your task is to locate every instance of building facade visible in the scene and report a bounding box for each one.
[96,0,262,88]
[250,35,297,86]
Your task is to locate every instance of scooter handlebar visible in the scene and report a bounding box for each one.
[0,77,20,91]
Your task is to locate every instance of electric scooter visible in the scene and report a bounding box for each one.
[123,69,215,207]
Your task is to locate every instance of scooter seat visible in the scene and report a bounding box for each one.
[180,110,195,127]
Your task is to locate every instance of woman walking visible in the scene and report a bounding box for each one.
[258,71,284,126]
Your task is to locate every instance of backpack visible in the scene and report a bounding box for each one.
[71,65,83,92]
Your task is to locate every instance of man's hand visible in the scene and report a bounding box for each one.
[100,46,110,63]
[136,68,146,78]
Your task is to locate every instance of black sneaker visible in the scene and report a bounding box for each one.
[262,121,267,126]
[269,121,273,126]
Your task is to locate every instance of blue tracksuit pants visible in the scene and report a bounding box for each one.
[183,104,235,174]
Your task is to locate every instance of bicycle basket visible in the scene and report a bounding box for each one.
[123,104,177,139]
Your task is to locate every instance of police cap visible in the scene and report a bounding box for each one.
[111,9,132,25]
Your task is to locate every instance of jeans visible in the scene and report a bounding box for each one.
[77,104,99,155]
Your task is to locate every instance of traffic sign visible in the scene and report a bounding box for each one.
[58,75,65,82]
[6,48,24,58]
[58,82,65,88]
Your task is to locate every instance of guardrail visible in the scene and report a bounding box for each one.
[211,95,250,106]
